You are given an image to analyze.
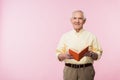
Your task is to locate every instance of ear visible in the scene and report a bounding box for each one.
[70,18,73,23]
[83,18,86,24]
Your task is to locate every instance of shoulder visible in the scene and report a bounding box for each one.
[84,30,97,38]
[59,30,73,41]
[61,30,73,37]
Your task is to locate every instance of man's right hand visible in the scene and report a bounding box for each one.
[58,53,73,61]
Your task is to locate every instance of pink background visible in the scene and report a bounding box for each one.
[0,0,120,80]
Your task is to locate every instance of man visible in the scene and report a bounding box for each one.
[56,10,103,80]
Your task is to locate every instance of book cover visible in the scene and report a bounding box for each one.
[69,47,89,61]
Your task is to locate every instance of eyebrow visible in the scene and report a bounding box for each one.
[73,17,84,19]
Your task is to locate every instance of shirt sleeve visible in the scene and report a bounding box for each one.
[56,34,67,57]
[91,35,103,60]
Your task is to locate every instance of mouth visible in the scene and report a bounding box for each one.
[74,23,80,25]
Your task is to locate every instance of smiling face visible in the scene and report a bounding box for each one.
[71,11,86,32]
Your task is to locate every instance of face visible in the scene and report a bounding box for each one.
[71,11,86,32]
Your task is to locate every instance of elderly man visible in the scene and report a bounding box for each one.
[56,10,103,80]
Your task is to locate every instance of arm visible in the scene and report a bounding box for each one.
[84,51,98,60]
[90,52,98,60]
[56,35,73,61]
[90,35,103,60]
[58,53,73,61]
[84,35,103,60]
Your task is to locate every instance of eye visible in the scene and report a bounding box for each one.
[78,18,84,20]
[73,17,76,19]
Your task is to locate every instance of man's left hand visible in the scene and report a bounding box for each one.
[84,51,98,60]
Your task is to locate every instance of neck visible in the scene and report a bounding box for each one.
[75,29,80,32]
[75,28,83,32]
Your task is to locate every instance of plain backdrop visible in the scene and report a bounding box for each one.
[0,0,120,80]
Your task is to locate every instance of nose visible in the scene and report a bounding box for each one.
[76,19,80,22]
[76,19,79,22]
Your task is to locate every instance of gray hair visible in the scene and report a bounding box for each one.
[72,10,86,20]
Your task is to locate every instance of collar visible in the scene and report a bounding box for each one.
[73,28,85,34]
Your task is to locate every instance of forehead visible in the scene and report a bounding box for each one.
[72,11,84,18]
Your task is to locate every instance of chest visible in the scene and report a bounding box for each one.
[65,35,93,51]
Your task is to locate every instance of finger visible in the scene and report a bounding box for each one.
[70,56,73,59]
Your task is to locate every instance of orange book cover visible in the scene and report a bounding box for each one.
[69,47,89,61]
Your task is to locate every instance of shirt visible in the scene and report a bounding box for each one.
[56,29,103,64]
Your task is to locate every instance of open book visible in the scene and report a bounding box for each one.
[69,46,89,61]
